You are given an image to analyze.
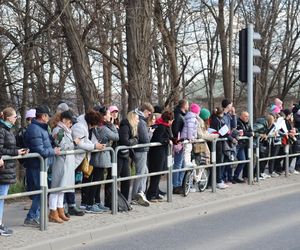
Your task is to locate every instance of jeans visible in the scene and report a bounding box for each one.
[132,151,148,198]
[64,192,76,206]
[26,168,40,220]
[173,149,185,188]
[0,184,9,223]
[234,146,248,179]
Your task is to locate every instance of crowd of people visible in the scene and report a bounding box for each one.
[0,97,300,236]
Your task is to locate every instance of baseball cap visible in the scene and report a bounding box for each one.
[108,105,119,113]
[25,109,36,119]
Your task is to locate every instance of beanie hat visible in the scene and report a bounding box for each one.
[36,105,51,116]
[108,105,119,113]
[221,99,232,109]
[199,108,211,121]
[57,103,69,113]
[25,109,36,119]
[190,103,201,114]
[269,104,281,114]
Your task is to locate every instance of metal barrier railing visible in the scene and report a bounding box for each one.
[1,134,300,231]
[0,153,46,230]
[255,135,300,182]
[45,147,116,229]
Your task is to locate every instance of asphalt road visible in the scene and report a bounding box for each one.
[70,191,300,250]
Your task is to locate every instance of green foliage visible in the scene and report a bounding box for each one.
[8,181,25,194]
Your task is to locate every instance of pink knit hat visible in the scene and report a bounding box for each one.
[190,103,201,114]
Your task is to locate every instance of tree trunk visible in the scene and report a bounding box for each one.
[125,0,152,110]
[56,0,98,111]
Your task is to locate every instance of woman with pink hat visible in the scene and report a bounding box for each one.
[180,103,201,168]
[108,105,120,129]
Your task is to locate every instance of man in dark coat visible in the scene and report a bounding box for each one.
[23,105,60,227]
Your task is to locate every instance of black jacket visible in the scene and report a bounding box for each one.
[148,123,173,172]
[172,106,186,139]
[237,118,253,147]
[118,119,138,158]
[0,121,19,184]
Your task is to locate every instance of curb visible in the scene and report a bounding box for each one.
[19,181,300,250]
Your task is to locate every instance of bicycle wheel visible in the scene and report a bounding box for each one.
[197,168,209,192]
[182,170,193,197]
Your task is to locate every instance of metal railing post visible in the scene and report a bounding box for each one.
[167,145,173,202]
[211,139,217,193]
[111,149,118,215]
[39,156,47,231]
[248,137,253,184]
[256,137,260,182]
[285,144,289,177]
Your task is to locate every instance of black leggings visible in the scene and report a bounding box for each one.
[81,168,112,206]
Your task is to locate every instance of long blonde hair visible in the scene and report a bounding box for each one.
[127,111,139,137]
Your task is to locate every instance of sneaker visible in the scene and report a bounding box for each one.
[85,204,104,214]
[271,172,279,178]
[135,192,150,207]
[156,194,164,202]
[261,173,271,178]
[233,177,245,184]
[95,203,110,212]
[259,175,266,180]
[159,189,166,196]
[189,187,197,193]
[80,204,87,210]
[291,170,300,175]
[68,206,85,216]
[24,218,40,228]
[173,187,184,195]
[0,224,13,236]
[148,196,159,203]
[216,182,228,189]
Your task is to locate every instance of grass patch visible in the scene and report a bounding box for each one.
[8,180,25,194]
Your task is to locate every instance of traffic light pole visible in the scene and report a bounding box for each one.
[247,23,254,184]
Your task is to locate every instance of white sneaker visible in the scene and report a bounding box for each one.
[135,192,150,207]
[216,182,228,189]
[261,173,271,178]
[271,172,279,178]
[291,170,300,175]
[189,187,197,193]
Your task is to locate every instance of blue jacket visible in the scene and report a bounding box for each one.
[24,119,55,168]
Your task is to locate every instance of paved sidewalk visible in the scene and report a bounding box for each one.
[1,174,300,250]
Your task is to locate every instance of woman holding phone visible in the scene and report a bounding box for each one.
[0,107,28,236]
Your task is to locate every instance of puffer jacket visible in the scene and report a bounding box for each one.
[90,123,119,168]
[118,119,139,158]
[180,111,199,140]
[0,120,19,184]
[24,119,55,169]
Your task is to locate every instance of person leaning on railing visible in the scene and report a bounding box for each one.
[23,105,60,228]
[253,113,276,179]
[48,110,77,224]
[117,111,139,201]
[0,107,29,236]
[146,111,174,202]
[234,111,253,183]
[71,109,106,214]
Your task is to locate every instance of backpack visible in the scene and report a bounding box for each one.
[105,187,133,212]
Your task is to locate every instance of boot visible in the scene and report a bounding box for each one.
[57,208,70,221]
[49,209,64,223]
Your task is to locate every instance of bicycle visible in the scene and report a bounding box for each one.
[182,154,210,197]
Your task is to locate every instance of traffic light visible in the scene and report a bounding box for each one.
[238,25,261,83]
[239,28,247,82]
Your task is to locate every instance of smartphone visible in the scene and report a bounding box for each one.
[80,136,86,139]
